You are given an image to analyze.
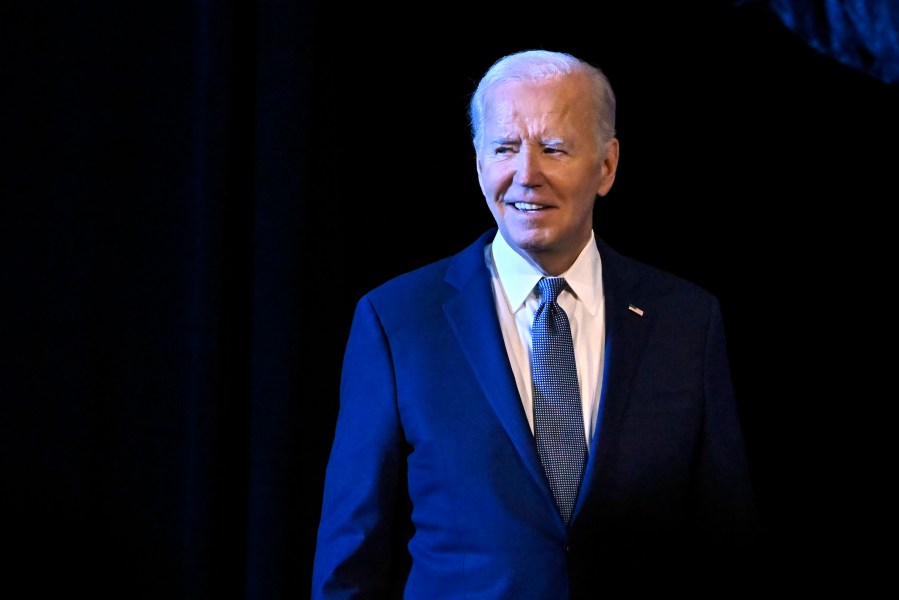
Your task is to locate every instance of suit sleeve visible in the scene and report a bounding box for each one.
[311,296,410,599]
[697,296,759,562]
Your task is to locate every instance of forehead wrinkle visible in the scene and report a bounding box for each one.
[491,113,568,145]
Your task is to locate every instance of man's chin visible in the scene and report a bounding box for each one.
[506,227,553,254]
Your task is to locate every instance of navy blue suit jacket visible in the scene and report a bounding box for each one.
[312,229,758,599]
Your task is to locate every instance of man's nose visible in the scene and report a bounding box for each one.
[513,148,542,187]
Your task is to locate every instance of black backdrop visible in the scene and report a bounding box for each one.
[3,1,896,597]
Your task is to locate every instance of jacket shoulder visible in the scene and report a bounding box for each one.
[364,229,494,306]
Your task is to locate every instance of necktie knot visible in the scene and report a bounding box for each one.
[537,277,566,305]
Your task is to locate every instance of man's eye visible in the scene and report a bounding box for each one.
[543,147,562,154]
[495,146,513,154]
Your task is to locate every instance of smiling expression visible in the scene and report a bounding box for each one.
[476,73,619,276]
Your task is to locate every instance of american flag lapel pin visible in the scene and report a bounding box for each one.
[628,304,644,317]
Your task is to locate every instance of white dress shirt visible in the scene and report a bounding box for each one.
[485,230,606,449]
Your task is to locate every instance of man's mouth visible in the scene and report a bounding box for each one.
[513,202,545,211]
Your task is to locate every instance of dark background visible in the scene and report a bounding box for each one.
[3,0,895,597]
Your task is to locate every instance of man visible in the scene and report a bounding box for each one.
[312,49,758,598]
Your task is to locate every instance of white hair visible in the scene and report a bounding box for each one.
[468,49,617,152]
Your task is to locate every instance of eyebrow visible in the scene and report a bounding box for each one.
[489,137,565,146]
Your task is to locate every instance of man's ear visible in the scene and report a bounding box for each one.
[597,138,619,197]
[475,153,485,193]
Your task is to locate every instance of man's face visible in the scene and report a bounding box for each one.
[476,74,618,275]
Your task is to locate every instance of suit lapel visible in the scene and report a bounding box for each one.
[573,237,650,522]
[443,232,554,509]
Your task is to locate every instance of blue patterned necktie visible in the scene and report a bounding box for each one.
[531,277,587,525]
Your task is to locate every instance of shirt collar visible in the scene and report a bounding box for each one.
[491,230,603,316]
